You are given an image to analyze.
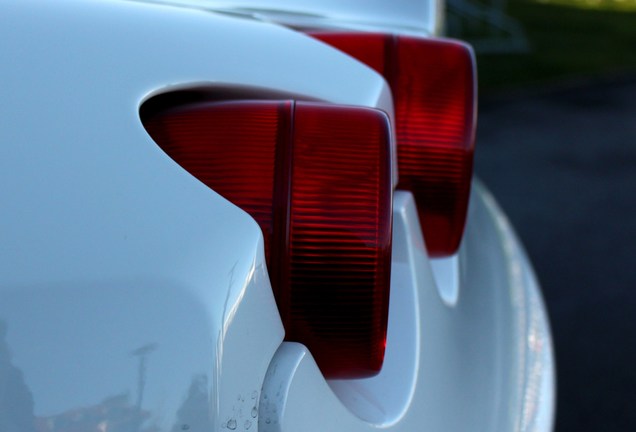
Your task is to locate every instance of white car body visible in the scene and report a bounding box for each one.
[0,1,554,432]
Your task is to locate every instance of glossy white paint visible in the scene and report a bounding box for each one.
[260,188,555,432]
[0,1,391,430]
[134,0,443,35]
[0,1,554,431]
[430,254,461,306]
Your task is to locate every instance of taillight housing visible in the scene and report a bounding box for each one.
[311,32,477,257]
[143,99,392,378]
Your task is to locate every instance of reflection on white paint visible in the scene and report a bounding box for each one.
[476,181,556,432]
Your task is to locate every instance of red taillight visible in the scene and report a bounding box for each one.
[143,100,392,378]
[311,32,477,257]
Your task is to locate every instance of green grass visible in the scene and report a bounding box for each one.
[536,0,636,11]
[456,0,636,93]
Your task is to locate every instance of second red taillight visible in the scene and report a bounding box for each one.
[143,100,392,378]
[311,32,477,257]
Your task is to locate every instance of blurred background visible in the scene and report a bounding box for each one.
[447,1,636,430]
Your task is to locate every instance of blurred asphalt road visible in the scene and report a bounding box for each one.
[475,78,636,432]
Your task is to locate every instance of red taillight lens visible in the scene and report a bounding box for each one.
[143,100,392,378]
[311,32,477,257]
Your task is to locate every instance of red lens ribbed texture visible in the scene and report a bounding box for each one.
[142,101,287,260]
[143,100,392,378]
[311,32,476,256]
[285,102,392,378]
[394,37,475,256]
